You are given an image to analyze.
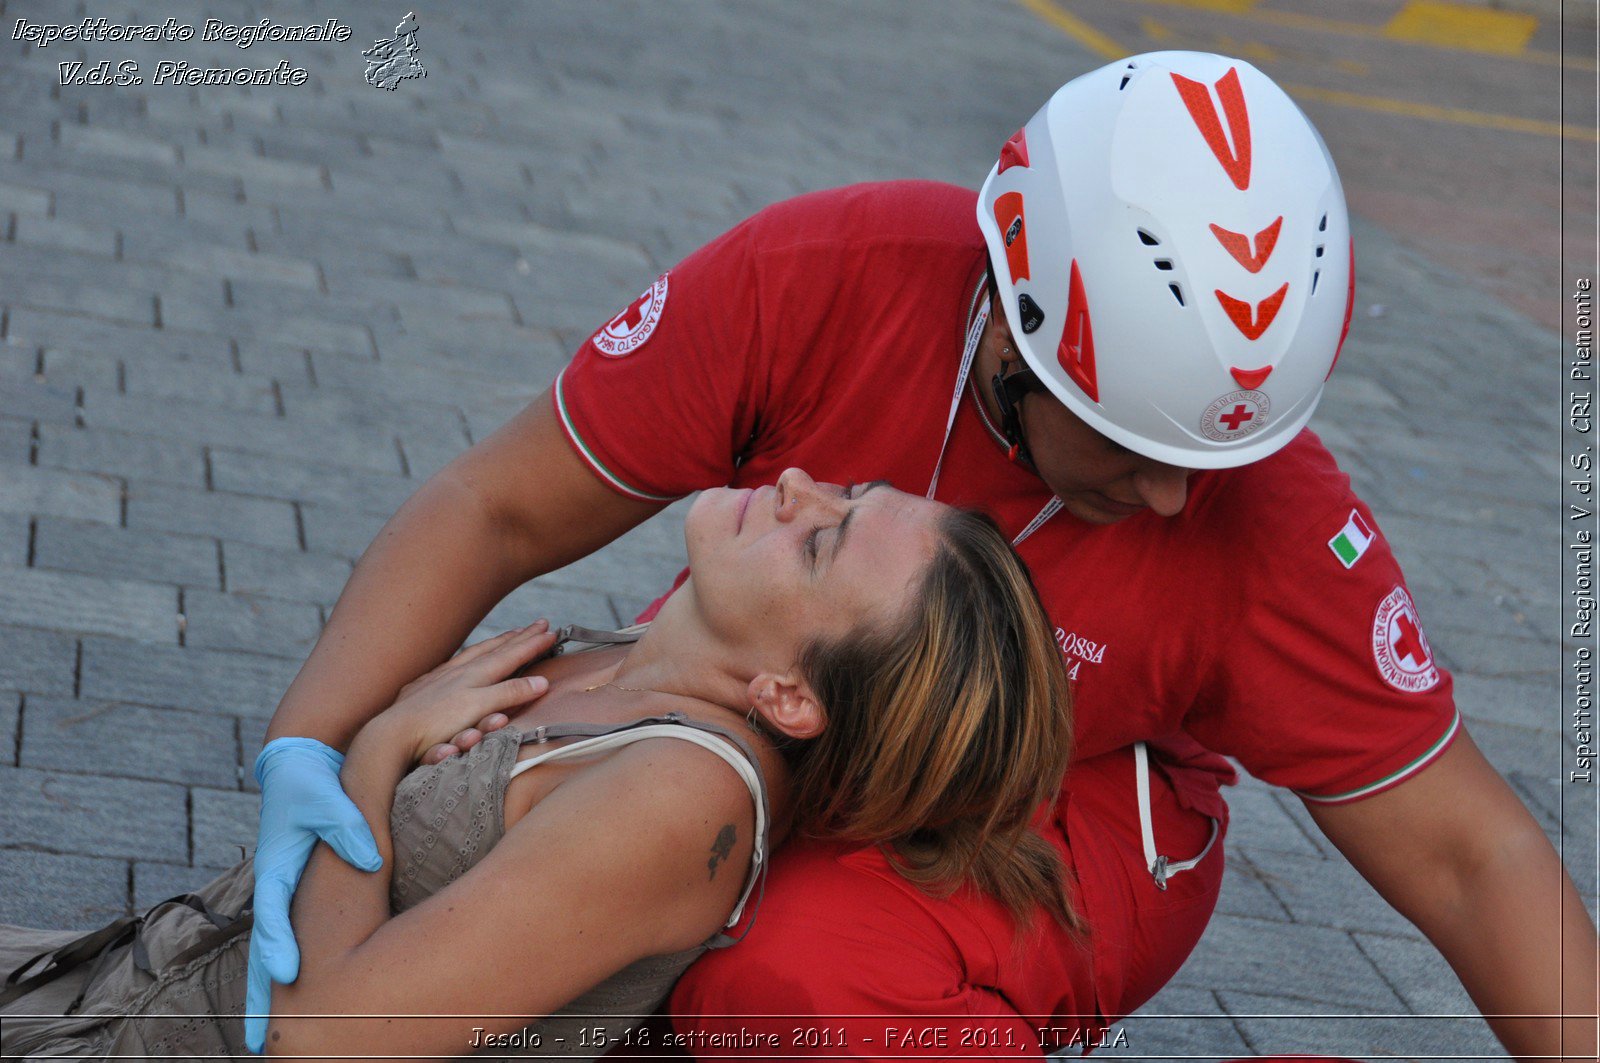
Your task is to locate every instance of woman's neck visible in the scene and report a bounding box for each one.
[596,583,753,715]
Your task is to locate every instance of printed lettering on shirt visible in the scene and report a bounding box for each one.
[1371,585,1441,693]
[1054,627,1108,681]
[592,272,670,358]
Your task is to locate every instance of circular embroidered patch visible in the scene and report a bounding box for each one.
[593,272,670,358]
[1200,389,1270,442]
[1371,585,1441,694]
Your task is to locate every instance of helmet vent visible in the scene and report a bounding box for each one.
[1154,259,1174,271]
[1137,229,1160,247]
[1169,283,1186,307]
[1318,213,1328,232]
[1120,62,1137,90]
[1312,270,1321,295]
[1315,245,1325,258]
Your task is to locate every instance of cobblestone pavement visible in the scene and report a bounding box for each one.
[0,1,1589,1060]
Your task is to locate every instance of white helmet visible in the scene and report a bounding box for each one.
[977,51,1355,470]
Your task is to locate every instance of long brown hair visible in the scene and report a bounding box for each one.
[787,508,1080,933]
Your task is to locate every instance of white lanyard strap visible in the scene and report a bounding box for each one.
[1134,741,1220,891]
[928,277,1061,549]
[925,298,989,504]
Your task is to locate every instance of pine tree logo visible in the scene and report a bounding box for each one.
[363,12,426,91]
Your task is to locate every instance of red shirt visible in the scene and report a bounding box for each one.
[555,181,1458,805]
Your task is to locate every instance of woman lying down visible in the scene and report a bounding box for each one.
[0,469,1079,1060]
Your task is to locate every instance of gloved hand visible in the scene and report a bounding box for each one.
[244,737,382,1054]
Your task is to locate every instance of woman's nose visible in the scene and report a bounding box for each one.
[775,468,838,520]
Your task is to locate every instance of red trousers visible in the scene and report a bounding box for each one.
[667,743,1229,1061]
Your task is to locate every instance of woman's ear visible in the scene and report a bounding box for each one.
[746,672,826,740]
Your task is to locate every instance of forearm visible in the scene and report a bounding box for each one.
[270,721,410,1015]
[266,472,534,749]
[1422,833,1597,1062]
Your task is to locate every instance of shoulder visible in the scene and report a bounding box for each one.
[534,730,760,951]
[1190,429,1366,554]
[745,180,981,253]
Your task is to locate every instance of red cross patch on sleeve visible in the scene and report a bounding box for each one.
[1371,585,1441,693]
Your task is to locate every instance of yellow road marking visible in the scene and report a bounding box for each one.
[1019,0,1598,142]
[1384,0,1538,55]
[1153,0,1261,10]
[1285,82,1598,141]
[1015,0,1123,59]
[1215,33,1281,64]
[1140,16,1175,41]
[1128,0,1590,70]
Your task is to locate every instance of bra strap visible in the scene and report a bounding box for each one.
[510,712,773,942]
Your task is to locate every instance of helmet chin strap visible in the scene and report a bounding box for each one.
[991,358,1041,470]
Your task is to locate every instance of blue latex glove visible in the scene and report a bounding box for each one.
[244,737,383,1054]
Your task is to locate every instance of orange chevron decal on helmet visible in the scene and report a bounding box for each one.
[1231,365,1272,389]
[1215,282,1288,340]
[1209,217,1282,274]
[1058,259,1099,402]
[993,192,1032,284]
[1171,68,1252,191]
[998,126,1030,174]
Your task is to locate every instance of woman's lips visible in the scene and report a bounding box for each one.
[736,488,753,531]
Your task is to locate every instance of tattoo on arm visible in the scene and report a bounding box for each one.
[707,824,736,880]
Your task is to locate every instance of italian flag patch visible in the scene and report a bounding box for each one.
[1328,509,1376,569]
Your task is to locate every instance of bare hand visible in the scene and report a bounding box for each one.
[419,711,512,765]
[378,621,558,765]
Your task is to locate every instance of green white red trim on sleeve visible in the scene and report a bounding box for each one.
[552,370,680,503]
[1294,709,1461,805]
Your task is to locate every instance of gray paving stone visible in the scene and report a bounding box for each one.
[1169,914,1404,1011]
[0,177,51,215]
[1,691,18,766]
[1219,777,1325,858]
[121,358,281,416]
[238,716,267,795]
[183,588,322,660]
[479,578,620,637]
[0,416,30,466]
[209,447,414,516]
[158,292,373,357]
[0,563,176,643]
[33,515,220,589]
[1236,846,1424,941]
[12,214,118,256]
[36,346,121,393]
[83,389,402,475]
[1214,853,1293,923]
[0,849,128,929]
[0,763,187,863]
[124,481,299,552]
[1219,990,1499,1061]
[134,860,230,911]
[2,271,154,327]
[20,695,238,790]
[1097,985,1250,1058]
[1351,931,1477,1016]
[297,500,388,559]
[0,625,76,698]
[220,541,350,606]
[80,635,299,720]
[58,123,180,165]
[0,463,120,524]
[36,422,207,491]
[191,787,260,869]
[0,369,78,426]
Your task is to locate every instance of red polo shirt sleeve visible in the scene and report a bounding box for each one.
[553,217,765,502]
[1183,444,1460,803]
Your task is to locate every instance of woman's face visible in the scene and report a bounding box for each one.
[683,469,945,664]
